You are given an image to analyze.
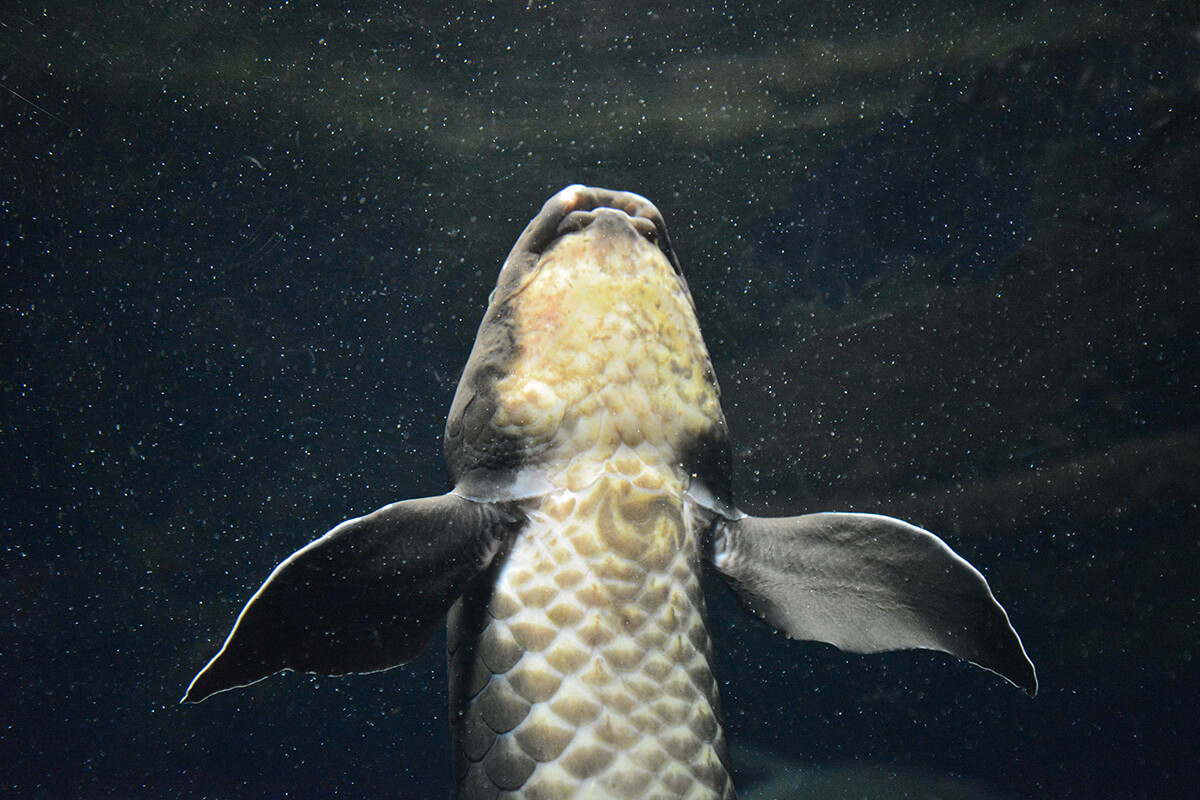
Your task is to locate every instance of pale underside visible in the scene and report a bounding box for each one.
[448,212,734,799]
[449,473,732,800]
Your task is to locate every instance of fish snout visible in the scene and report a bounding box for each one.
[513,185,681,274]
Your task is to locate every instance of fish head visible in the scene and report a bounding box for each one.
[445,185,731,503]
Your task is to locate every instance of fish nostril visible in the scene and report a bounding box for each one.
[549,204,672,266]
[630,216,657,241]
[557,208,649,239]
[556,210,597,236]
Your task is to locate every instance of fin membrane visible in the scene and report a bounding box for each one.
[183,493,519,703]
[712,512,1036,694]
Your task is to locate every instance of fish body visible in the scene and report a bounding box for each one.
[445,199,732,797]
[184,186,1036,800]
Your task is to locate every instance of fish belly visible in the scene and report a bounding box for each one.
[448,462,734,800]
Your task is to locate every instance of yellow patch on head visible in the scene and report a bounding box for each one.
[490,215,721,478]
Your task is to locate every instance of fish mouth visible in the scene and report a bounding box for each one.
[511,185,683,275]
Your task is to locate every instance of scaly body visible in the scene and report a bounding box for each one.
[184,186,1036,800]
[447,215,730,797]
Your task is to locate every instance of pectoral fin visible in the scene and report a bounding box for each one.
[712,512,1037,694]
[183,492,520,703]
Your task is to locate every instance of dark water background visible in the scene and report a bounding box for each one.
[3,2,1198,797]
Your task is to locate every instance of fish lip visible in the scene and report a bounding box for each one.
[511,184,683,275]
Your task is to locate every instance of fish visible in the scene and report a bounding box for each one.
[183,185,1036,799]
